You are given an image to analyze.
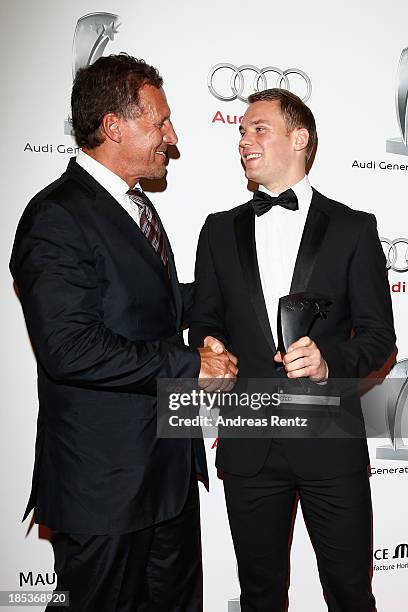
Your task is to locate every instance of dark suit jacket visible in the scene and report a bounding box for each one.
[10,158,207,535]
[189,189,396,478]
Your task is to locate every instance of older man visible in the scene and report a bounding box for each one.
[10,54,237,611]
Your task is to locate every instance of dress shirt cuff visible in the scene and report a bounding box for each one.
[314,360,329,385]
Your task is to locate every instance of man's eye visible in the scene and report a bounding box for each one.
[256,127,265,132]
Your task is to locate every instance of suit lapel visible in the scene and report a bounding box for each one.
[234,189,330,353]
[142,195,183,328]
[234,204,276,353]
[66,159,178,310]
[290,189,330,293]
[95,189,172,279]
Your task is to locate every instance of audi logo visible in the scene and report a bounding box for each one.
[207,63,312,103]
[381,238,408,272]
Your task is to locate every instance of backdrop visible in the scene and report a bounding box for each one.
[1,1,408,610]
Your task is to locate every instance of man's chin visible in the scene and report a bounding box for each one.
[147,167,167,181]
[245,169,259,183]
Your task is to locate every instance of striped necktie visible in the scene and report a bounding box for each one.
[127,188,169,271]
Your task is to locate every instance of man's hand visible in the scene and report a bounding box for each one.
[274,336,328,380]
[198,336,238,390]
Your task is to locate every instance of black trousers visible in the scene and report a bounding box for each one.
[47,478,202,612]
[223,441,375,612]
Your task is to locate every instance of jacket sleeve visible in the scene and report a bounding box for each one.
[10,199,200,392]
[179,282,195,328]
[320,213,396,378]
[189,217,229,349]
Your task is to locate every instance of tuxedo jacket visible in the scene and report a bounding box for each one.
[189,188,396,478]
[10,158,207,535]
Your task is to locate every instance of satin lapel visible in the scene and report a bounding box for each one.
[290,189,330,293]
[234,204,276,353]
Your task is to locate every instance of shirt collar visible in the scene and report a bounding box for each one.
[76,149,137,200]
[259,175,312,210]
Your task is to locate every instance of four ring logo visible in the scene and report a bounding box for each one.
[380,238,408,272]
[207,63,312,103]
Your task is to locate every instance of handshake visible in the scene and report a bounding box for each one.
[198,336,238,391]
[197,333,328,387]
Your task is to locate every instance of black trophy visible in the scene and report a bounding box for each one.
[277,293,332,354]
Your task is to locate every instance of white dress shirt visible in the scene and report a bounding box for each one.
[255,175,313,344]
[76,149,141,226]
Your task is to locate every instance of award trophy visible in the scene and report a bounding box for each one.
[386,47,408,155]
[276,292,340,414]
[64,13,121,134]
[277,292,332,354]
[376,358,408,460]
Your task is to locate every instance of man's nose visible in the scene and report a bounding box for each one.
[163,121,178,146]
[239,133,252,149]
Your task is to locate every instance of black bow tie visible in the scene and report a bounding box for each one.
[252,188,299,216]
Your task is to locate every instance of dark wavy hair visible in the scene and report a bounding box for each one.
[71,54,163,149]
[248,88,317,161]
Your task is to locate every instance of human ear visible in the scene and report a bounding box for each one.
[294,128,309,153]
[101,113,122,143]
